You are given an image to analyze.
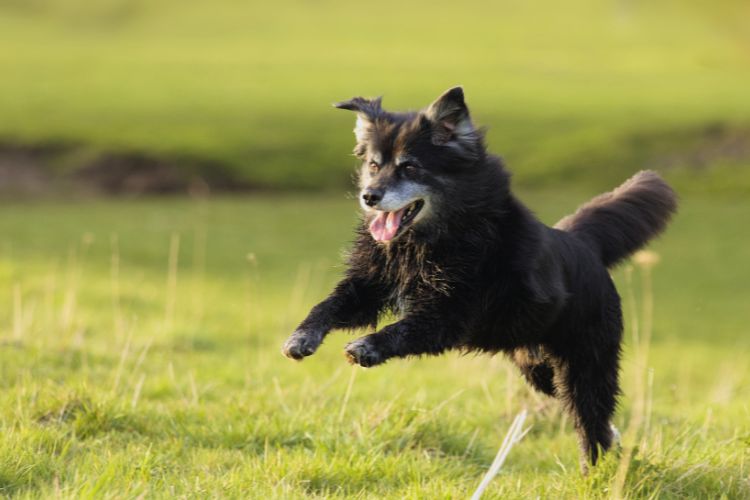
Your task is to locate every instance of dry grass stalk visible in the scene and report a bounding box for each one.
[471,409,529,500]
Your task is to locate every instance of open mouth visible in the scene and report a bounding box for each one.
[368,200,424,242]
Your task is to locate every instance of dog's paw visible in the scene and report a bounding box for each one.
[282,330,323,360]
[344,337,385,367]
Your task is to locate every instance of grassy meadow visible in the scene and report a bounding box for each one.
[0,191,748,498]
[1,0,749,497]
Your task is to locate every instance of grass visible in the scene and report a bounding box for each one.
[1,1,747,496]
[0,0,749,189]
[0,190,748,498]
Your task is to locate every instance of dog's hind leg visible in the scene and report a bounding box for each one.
[555,337,621,471]
[520,362,557,397]
[512,347,556,397]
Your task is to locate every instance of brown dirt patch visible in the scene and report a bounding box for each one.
[0,141,255,197]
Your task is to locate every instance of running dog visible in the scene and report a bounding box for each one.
[282,87,677,467]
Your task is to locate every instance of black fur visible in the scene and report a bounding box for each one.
[283,87,677,469]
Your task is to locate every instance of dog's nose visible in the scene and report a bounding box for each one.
[362,188,384,207]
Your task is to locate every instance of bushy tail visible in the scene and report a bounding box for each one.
[555,170,677,268]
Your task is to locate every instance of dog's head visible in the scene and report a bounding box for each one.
[336,87,485,243]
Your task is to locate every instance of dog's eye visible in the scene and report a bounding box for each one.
[368,161,380,173]
[400,162,418,174]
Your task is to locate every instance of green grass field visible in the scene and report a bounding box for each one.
[1,0,749,497]
[1,0,749,189]
[1,190,748,498]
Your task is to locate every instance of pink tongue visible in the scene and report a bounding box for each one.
[368,209,404,242]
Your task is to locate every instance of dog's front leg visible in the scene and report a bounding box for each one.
[282,276,385,360]
[344,312,461,367]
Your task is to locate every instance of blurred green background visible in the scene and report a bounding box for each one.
[1,0,749,190]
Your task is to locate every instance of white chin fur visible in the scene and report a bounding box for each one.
[359,181,431,225]
[374,181,428,212]
[360,197,431,227]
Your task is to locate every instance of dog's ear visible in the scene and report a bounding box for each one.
[424,86,474,146]
[334,96,383,146]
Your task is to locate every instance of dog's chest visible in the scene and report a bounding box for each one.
[381,245,452,311]
[387,288,411,315]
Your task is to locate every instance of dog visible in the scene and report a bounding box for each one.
[282,87,677,468]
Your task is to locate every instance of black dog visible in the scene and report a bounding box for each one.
[282,87,677,467]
